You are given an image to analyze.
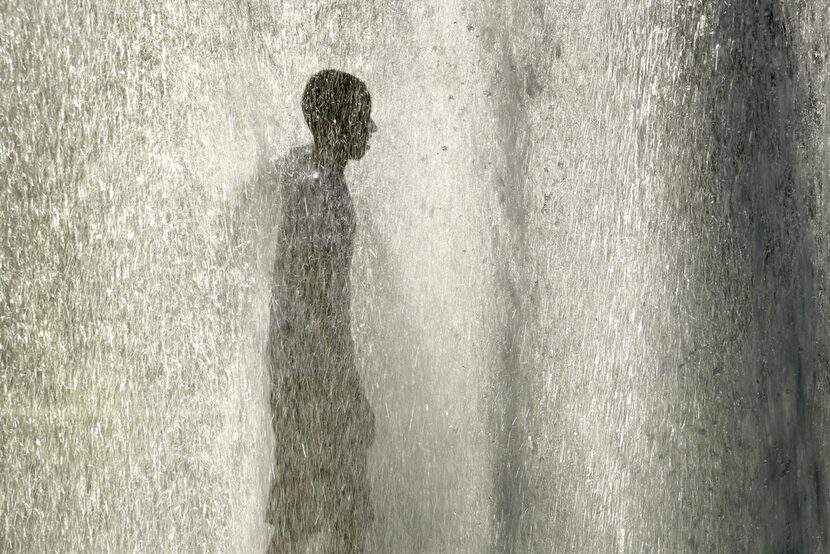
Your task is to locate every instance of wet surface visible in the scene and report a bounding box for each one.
[2,1,829,552]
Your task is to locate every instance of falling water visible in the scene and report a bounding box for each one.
[2,1,829,552]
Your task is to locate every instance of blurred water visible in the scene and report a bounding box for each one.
[2,1,829,552]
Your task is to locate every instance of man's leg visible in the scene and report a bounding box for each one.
[268,528,337,554]
[268,378,332,553]
[332,449,371,553]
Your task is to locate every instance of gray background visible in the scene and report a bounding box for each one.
[2,1,829,552]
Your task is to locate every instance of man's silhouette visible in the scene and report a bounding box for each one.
[266,70,377,553]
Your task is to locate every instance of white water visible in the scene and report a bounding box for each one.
[2,1,829,552]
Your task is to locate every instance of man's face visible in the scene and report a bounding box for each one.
[345,101,377,160]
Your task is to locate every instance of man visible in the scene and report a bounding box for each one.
[266,70,377,553]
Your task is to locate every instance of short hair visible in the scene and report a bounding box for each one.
[301,70,371,142]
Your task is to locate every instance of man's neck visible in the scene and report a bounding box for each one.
[312,144,347,177]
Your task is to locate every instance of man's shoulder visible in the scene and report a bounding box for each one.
[268,144,312,177]
[265,145,320,196]
[296,167,344,200]
[270,144,348,205]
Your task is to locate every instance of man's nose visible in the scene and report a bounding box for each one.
[369,118,377,133]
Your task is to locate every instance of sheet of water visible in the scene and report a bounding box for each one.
[2,1,828,552]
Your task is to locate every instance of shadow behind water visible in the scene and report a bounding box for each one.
[705,2,827,551]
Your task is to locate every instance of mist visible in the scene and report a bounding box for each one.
[2,1,829,552]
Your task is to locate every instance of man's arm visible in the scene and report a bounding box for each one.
[302,242,350,364]
[304,241,372,442]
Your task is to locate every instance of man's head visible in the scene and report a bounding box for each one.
[302,70,376,162]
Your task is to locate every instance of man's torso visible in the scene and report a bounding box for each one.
[269,145,357,376]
